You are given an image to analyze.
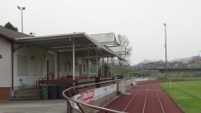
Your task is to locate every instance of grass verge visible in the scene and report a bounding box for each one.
[161,81,201,113]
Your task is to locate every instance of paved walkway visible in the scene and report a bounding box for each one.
[0,99,66,113]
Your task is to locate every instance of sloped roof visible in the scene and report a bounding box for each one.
[89,32,118,46]
[84,34,126,61]
[16,32,126,61]
[109,45,127,55]
[0,26,126,60]
[0,26,30,41]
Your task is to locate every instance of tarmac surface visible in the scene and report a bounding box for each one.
[0,99,67,113]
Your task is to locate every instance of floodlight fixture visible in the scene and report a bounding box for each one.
[17,6,25,33]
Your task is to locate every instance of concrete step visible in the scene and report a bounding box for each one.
[13,88,41,100]
[11,96,39,100]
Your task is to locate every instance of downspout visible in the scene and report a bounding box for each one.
[11,42,14,95]
[107,57,109,77]
[96,51,98,77]
[72,42,75,80]
[102,58,104,77]
[11,42,23,95]
[87,48,90,78]
[57,53,60,78]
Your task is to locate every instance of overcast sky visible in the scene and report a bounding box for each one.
[1,0,201,65]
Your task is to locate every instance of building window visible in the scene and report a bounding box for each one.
[17,55,28,76]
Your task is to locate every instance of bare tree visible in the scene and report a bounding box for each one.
[116,34,133,66]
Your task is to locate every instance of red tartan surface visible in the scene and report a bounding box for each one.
[99,82,183,113]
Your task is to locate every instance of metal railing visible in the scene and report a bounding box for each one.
[62,80,127,113]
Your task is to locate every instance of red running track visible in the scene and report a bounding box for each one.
[99,82,183,113]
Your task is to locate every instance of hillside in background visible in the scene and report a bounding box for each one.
[134,55,201,69]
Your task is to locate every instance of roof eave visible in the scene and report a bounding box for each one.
[0,34,16,42]
[84,34,126,61]
[15,32,85,42]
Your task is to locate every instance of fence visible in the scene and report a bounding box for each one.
[62,80,128,113]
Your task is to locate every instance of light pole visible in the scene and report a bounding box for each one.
[198,51,201,68]
[164,23,168,76]
[17,6,25,33]
[198,51,201,58]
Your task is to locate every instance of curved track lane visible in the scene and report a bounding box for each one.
[99,82,183,113]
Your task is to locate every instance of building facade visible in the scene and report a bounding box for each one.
[0,27,126,100]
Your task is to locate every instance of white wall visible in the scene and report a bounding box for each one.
[59,54,87,77]
[12,45,89,89]
[0,37,12,87]
[76,57,86,77]
[0,38,89,90]
[59,54,72,77]
[13,45,48,89]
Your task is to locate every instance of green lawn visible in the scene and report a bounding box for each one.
[161,81,201,113]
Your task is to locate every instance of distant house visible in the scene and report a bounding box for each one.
[172,62,188,68]
[0,27,125,100]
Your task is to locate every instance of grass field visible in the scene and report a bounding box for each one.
[161,81,201,113]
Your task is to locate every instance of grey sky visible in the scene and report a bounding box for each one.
[1,0,201,65]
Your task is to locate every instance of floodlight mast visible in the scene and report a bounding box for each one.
[17,6,25,33]
[164,23,168,76]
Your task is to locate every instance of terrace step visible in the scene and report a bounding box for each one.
[12,88,41,100]
[11,96,39,100]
